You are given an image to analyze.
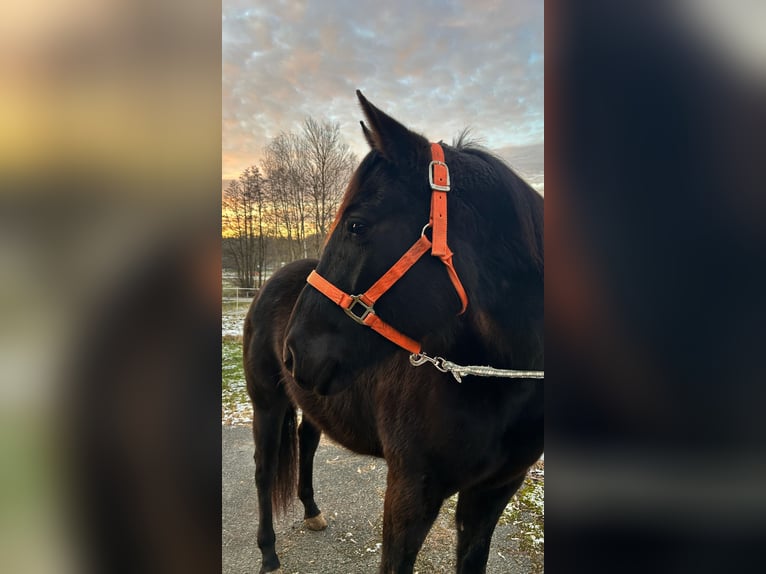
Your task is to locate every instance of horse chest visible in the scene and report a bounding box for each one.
[288,381,384,458]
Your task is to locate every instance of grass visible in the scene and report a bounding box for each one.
[221,301,243,313]
[501,462,545,569]
[442,459,544,572]
[221,337,252,426]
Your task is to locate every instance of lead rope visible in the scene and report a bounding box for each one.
[409,352,544,383]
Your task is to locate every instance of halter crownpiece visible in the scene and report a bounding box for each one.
[306,142,468,355]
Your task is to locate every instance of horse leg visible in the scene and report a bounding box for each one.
[379,468,444,574]
[454,476,525,574]
[297,417,327,530]
[253,402,289,574]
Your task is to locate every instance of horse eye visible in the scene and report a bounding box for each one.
[347,221,368,235]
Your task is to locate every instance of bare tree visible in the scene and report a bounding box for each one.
[222,166,268,288]
[261,131,309,260]
[261,118,357,259]
[224,116,357,276]
[302,118,357,255]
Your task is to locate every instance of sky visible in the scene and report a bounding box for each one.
[222,0,544,191]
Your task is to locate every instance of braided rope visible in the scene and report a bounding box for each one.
[409,352,544,383]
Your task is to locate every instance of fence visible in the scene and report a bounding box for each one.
[222,287,257,311]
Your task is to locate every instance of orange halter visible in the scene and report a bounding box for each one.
[306,143,468,354]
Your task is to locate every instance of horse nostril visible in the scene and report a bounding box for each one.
[283,344,295,374]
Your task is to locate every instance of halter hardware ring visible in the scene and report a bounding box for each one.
[428,160,450,191]
[343,295,375,324]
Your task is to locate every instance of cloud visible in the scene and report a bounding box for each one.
[222,0,543,186]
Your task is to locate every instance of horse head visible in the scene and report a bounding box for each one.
[284,91,544,395]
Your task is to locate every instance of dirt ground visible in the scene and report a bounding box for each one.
[222,425,543,573]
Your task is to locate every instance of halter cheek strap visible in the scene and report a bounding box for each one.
[306,142,468,354]
[428,143,468,314]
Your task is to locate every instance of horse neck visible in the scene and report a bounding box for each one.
[465,272,544,370]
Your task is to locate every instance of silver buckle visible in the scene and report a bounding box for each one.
[344,295,375,324]
[428,160,450,191]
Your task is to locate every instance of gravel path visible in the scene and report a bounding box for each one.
[223,425,541,573]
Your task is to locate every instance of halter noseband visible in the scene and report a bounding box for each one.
[306,142,468,354]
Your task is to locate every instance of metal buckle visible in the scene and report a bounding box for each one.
[428,160,450,191]
[344,295,375,324]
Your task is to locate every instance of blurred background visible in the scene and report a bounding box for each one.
[1,0,765,573]
[0,1,220,572]
[547,1,766,572]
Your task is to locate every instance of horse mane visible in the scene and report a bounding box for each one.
[450,138,544,276]
[451,127,482,150]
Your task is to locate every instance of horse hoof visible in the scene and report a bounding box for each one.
[304,512,328,531]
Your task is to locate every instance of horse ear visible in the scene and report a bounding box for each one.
[356,90,428,165]
[360,121,376,149]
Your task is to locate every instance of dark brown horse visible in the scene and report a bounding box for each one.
[244,91,543,574]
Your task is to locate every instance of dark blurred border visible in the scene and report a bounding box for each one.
[5,0,766,572]
[1,1,221,572]
[547,1,766,572]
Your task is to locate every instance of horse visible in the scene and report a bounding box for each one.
[244,90,544,574]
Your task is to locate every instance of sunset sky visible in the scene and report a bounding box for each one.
[222,0,543,191]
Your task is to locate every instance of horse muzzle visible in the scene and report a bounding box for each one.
[283,330,344,396]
